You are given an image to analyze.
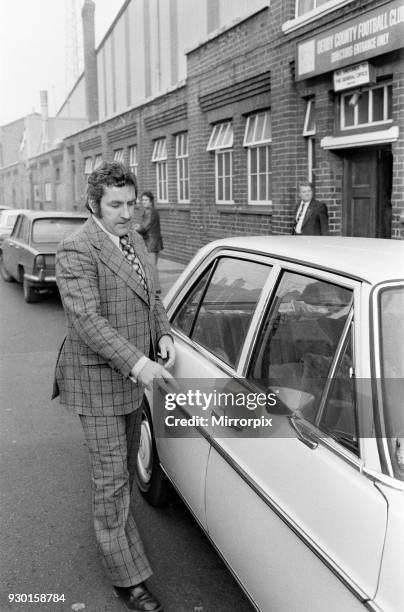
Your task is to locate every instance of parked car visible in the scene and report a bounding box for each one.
[0,211,87,302]
[0,208,26,248]
[135,236,404,612]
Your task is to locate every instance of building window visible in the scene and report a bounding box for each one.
[44,182,52,202]
[152,138,168,203]
[114,149,124,163]
[84,157,93,176]
[303,99,316,182]
[129,145,138,175]
[296,0,335,18]
[341,83,393,130]
[176,133,189,203]
[243,111,272,205]
[55,168,61,183]
[93,154,103,169]
[207,121,234,204]
[34,185,40,202]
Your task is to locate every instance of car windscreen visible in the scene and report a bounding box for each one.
[31,218,85,243]
[378,284,404,481]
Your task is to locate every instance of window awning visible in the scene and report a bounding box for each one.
[320,126,399,150]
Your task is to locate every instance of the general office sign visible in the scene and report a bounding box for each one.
[296,0,404,80]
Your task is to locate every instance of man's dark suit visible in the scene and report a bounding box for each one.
[53,216,171,587]
[292,199,329,235]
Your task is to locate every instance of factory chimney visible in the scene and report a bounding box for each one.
[81,0,99,123]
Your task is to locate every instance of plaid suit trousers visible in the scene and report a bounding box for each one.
[79,410,152,587]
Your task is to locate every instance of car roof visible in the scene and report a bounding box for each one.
[0,208,25,216]
[16,210,88,220]
[202,236,404,285]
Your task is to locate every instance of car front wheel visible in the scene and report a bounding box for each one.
[23,278,40,303]
[135,403,172,507]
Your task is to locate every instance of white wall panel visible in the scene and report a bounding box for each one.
[219,0,268,25]
[129,0,146,106]
[113,14,127,114]
[97,52,106,121]
[104,37,114,118]
[177,0,207,82]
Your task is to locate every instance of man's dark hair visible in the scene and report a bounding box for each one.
[298,179,314,190]
[141,190,155,206]
[86,161,138,215]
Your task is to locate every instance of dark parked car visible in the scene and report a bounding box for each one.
[0,211,87,302]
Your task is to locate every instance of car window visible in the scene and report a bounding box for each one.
[16,216,30,243]
[172,266,212,337]
[174,257,271,369]
[31,218,85,243]
[10,215,22,238]
[248,270,353,423]
[311,329,358,455]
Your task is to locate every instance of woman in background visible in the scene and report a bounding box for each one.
[135,191,163,293]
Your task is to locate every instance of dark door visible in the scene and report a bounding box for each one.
[344,148,392,238]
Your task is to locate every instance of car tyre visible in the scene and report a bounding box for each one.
[0,257,14,282]
[23,278,40,303]
[135,402,173,507]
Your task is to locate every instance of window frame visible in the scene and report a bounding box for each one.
[175,133,190,203]
[215,150,233,204]
[244,112,272,206]
[84,157,93,175]
[340,82,393,131]
[152,138,168,203]
[129,145,138,175]
[93,154,103,170]
[113,148,124,163]
[44,182,52,202]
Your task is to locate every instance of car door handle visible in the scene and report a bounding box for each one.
[288,415,318,450]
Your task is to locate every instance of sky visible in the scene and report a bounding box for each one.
[0,0,125,125]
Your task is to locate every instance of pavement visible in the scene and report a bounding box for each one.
[157,256,187,296]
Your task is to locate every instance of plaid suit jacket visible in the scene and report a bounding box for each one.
[52,216,171,416]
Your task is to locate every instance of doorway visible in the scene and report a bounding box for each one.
[343,147,392,238]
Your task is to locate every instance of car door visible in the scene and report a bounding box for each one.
[205,265,387,612]
[156,252,272,528]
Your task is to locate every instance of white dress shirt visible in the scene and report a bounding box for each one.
[295,200,310,234]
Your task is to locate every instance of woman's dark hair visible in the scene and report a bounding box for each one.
[141,191,155,206]
[86,161,138,215]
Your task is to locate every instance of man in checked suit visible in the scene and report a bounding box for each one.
[52,161,175,611]
[292,180,329,235]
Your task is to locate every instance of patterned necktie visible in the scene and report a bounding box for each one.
[119,235,148,295]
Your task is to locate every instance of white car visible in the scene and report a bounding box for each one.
[135,236,404,612]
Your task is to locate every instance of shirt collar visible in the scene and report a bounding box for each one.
[92,214,120,248]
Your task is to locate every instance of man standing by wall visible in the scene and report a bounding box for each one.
[52,161,174,611]
[292,180,329,236]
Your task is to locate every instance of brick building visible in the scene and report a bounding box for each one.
[1,0,403,262]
